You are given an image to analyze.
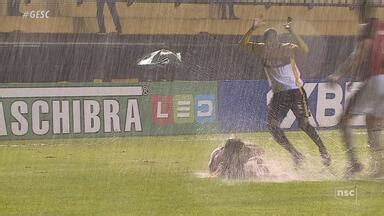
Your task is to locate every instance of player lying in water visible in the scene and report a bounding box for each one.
[208,138,269,179]
[239,17,331,169]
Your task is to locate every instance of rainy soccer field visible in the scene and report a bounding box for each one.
[2,0,384,215]
[0,130,383,216]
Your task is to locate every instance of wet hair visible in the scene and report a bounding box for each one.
[218,139,246,179]
[263,28,278,42]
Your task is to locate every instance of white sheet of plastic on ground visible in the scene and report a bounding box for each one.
[137,49,182,67]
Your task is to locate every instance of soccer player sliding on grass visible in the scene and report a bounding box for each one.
[239,18,331,169]
[208,138,269,179]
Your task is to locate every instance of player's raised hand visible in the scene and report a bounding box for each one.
[251,18,265,30]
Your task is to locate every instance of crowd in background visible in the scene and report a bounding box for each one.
[6,0,29,16]
[5,0,237,33]
[0,0,381,83]
[3,0,383,34]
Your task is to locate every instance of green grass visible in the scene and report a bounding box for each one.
[0,130,383,216]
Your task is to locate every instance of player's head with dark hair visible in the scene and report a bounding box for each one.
[218,139,247,179]
[263,28,279,48]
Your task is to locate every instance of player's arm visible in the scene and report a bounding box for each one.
[328,40,370,82]
[284,18,309,55]
[350,39,371,72]
[239,18,265,54]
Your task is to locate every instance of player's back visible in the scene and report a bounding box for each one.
[262,43,303,93]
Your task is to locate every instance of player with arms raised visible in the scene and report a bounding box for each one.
[239,18,331,168]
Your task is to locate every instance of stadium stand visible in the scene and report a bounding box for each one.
[0,0,383,82]
[0,0,383,34]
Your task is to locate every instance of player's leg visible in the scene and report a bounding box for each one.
[96,0,106,33]
[219,0,227,19]
[366,75,384,178]
[298,117,331,167]
[106,0,122,33]
[227,0,238,19]
[340,100,363,176]
[291,88,331,167]
[366,114,383,177]
[267,91,304,167]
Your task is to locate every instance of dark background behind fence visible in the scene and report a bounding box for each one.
[0,33,357,82]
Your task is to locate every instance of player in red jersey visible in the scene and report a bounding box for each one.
[329,17,384,178]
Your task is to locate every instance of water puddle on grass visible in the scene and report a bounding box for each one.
[195,156,343,183]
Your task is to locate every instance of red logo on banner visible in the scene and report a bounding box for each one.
[152,96,173,125]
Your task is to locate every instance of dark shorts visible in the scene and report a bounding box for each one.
[268,87,311,123]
